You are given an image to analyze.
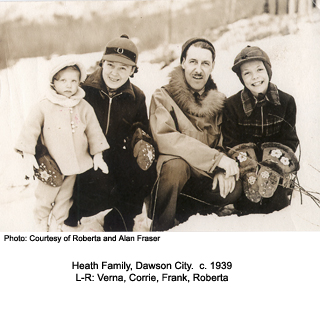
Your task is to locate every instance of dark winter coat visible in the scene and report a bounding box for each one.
[82,67,149,177]
[222,84,299,157]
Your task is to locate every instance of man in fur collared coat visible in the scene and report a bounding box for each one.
[149,38,242,231]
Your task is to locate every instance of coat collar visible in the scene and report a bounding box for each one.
[45,86,85,108]
[164,66,225,117]
[83,67,135,99]
[241,82,281,117]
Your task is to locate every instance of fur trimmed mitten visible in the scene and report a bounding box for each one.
[228,143,261,203]
[257,142,299,198]
[132,128,156,171]
[260,142,299,175]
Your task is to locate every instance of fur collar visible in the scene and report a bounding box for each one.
[165,66,225,117]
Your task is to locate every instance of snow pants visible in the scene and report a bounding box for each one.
[34,175,76,227]
[149,158,242,231]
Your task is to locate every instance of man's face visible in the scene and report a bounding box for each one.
[102,60,135,89]
[240,60,269,97]
[181,45,214,92]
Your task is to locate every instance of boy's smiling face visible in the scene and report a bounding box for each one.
[240,60,269,97]
[102,60,135,89]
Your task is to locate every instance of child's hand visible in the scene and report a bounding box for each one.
[93,152,109,174]
[22,152,39,180]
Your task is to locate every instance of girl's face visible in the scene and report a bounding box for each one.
[240,60,269,97]
[102,60,135,89]
[53,67,80,98]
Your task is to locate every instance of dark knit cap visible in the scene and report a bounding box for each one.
[101,34,138,66]
[180,37,216,63]
[232,45,272,81]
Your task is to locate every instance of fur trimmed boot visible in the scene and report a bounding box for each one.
[228,143,261,203]
[258,142,299,198]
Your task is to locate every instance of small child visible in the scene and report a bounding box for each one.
[222,45,300,214]
[15,56,110,231]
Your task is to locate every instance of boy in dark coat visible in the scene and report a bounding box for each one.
[64,35,156,231]
[222,45,300,214]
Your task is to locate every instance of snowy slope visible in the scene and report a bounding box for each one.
[0,13,320,232]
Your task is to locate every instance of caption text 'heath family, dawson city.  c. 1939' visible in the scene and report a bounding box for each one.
[72,261,233,283]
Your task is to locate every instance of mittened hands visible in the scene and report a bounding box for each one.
[131,127,156,171]
[93,152,109,174]
[227,143,261,202]
[133,140,155,171]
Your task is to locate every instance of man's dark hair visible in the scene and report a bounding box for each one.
[180,37,216,63]
[191,41,215,62]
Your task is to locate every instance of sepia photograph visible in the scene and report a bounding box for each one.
[1,1,320,323]
[0,0,319,232]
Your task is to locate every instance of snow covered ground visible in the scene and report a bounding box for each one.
[1,13,320,232]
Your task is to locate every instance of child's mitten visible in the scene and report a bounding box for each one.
[34,144,64,187]
[93,152,109,174]
[257,166,280,198]
[133,140,155,171]
[260,142,299,175]
[228,143,261,203]
[257,142,299,198]
[228,143,258,175]
[132,128,155,171]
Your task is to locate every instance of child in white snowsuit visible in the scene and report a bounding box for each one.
[15,56,110,231]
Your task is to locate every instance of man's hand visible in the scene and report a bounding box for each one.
[93,152,109,174]
[217,155,239,180]
[212,172,236,199]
